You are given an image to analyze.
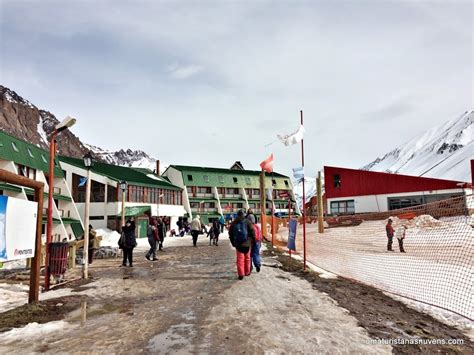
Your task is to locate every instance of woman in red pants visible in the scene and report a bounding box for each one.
[229,210,256,280]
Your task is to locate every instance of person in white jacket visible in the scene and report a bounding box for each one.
[190,215,203,247]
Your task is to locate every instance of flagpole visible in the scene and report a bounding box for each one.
[300,110,307,271]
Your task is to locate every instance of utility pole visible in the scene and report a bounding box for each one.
[259,170,267,242]
[317,171,324,233]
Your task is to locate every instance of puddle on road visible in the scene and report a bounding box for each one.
[147,323,195,354]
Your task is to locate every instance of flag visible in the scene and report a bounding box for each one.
[78,177,87,187]
[277,125,305,146]
[259,153,273,172]
[266,188,273,201]
[292,166,304,182]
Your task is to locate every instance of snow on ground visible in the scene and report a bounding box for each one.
[0,283,29,313]
[203,260,391,354]
[276,216,474,326]
[0,321,76,346]
[95,228,121,247]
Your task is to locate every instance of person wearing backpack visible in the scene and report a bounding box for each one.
[229,210,256,280]
[146,218,159,261]
[251,223,262,272]
[211,219,220,246]
[190,215,203,247]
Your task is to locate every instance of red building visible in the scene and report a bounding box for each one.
[324,166,471,215]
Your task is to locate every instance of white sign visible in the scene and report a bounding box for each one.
[0,195,38,262]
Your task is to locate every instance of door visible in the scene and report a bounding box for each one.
[138,219,148,238]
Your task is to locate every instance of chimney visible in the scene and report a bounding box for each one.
[156,160,160,175]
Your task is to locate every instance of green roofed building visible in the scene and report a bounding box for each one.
[0,130,84,241]
[163,163,299,225]
[59,156,185,238]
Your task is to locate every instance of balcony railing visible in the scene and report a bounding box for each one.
[220,194,242,199]
[191,208,218,213]
[195,193,214,198]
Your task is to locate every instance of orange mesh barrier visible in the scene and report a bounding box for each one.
[273,195,473,320]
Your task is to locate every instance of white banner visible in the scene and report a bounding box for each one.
[0,195,38,262]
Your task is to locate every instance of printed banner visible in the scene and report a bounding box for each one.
[0,195,38,262]
[287,218,298,251]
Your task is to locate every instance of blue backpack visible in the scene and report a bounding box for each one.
[234,220,248,244]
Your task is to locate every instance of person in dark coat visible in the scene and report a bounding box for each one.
[229,210,256,280]
[87,225,98,264]
[386,218,394,252]
[157,217,166,251]
[146,218,159,261]
[121,218,137,267]
[246,208,256,224]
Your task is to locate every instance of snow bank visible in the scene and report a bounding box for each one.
[95,228,121,247]
[0,321,75,345]
[0,283,29,313]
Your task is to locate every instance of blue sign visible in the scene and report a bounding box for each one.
[287,218,297,251]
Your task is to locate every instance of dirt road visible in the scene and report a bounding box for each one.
[1,235,392,353]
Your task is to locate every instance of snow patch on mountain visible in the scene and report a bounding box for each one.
[85,143,164,172]
[362,111,473,182]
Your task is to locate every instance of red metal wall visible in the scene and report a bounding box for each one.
[471,160,474,186]
[324,166,465,199]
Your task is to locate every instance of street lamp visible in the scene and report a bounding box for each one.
[82,152,94,279]
[120,180,127,228]
[45,116,76,291]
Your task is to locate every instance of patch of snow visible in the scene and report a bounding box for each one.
[95,228,121,247]
[0,283,29,313]
[37,115,49,145]
[0,321,76,345]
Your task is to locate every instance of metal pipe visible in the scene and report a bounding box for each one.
[45,132,57,290]
[82,168,91,279]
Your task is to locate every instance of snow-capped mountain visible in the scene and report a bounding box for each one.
[0,85,158,170]
[85,144,160,172]
[362,111,473,182]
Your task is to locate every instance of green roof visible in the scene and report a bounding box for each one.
[0,183,23,193]
[59,156,182,191]
[0,130,64,177]
[118,205,151,217]
[166,165,292,189]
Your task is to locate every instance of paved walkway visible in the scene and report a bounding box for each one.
[0,235,391,354]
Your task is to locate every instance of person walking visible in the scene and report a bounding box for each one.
[87,225,99,264]
[246,208,256,224]
[251,222,262,272]
[229,210,256,280]
[120,218,137,267]
[212,219,220,246]
[190,215,203,247]
[386,218,394,252]
[219,214,225,234]
[145,218,159,261]
[397,225,407,253]
[157,217,166,251]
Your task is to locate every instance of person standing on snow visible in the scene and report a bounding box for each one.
[385,218,394,252]
[146,218,159,261]
[121,218,137,267]
[190,215,203,247]
[396,224,407,253]
[229,210,256,280]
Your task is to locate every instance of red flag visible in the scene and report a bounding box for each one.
[260,153,274,173]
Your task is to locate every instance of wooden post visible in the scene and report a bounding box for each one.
[82,168,91,279]
[0,169,44,303]
[259,170,267,241]
[317,171,324,233]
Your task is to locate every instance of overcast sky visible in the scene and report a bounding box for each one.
[0,0,472,178]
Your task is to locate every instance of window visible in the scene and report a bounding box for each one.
[11,142,19,152]
[187,175,193,181]
[330,200,354,215]
[233,177,238,183]
[334,174,341,188]
[89,216,105,220]
[284,180,289,187]
[107,184,118,202]
[203,175,209,182]
[197,186,211,194]
[27,147,34,158]
[272,179,276,186]
[41,154,47,163]
[218,176,224,183]
[245,177,251,184]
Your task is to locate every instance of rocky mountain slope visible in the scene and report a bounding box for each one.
[0,85,157,167]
